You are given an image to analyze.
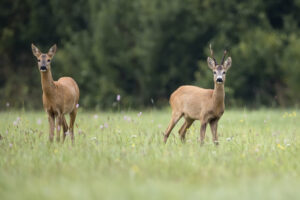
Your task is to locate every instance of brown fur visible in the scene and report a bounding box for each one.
[164,47,232,145]
[32,44,80,143]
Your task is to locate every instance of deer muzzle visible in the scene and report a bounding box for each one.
[40,66,47,72]
[216,77,223,83]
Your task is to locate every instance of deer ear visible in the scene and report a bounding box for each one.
[48,44,57,58]
[224,57,232,70]
[31,43,41,58]
[207,57,215,70]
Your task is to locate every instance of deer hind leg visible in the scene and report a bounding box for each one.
[62,115,68,143]
[178,118,194,142]
[178,121,187,135]
[48,113,55,142]
[69,109,77,145]
[209,118,219,145]
[199,122,207,145]
[164,112,182,143]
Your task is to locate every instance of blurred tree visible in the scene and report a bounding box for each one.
[0,0,59,108]
[1,0,300,109]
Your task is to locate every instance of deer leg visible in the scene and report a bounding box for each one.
[179,118,194,142]
[199,122,207,145]
[69,109,77,145]
[62,115,68,143]
[178,121,187,135]
[164,112,182,143]
[209,119,219,145]
[48,113,55,142]
[56,115,62,143]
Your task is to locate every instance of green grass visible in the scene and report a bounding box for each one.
[0,109,299,200]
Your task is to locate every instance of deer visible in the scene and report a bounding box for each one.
[164,44,232,145]
[31,44,80,144]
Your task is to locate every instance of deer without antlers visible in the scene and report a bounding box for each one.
[164,44,232,145]
[32,44,80,144]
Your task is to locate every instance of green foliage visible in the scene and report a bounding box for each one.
[1,0,300,109]
[281,36,300,104]
[228,30,284,106]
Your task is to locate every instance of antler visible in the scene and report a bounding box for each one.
[209,44,217,65]
[221,49,227,65]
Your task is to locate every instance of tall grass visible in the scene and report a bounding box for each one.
[0,109,299,199]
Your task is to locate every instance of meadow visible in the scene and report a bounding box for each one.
[0,109,299,200]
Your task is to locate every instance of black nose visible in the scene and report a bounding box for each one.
[40,66,47,71]
[216,78,223,82]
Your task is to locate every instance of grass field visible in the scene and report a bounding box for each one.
[0,109,299,200]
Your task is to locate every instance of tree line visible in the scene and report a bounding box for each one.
[1,0,300,109]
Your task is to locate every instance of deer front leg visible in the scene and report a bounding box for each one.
[62,115,68,143]
[56,115,62,143]
[199,122,207,145]
[209,118,219,145]
[48,114,55,142]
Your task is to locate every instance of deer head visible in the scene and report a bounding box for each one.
[31,44,57,72]
[207,44,232,84]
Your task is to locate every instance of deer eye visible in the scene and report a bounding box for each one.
[47,59,51,62]
[223,71,226,74]
[213,72,216,75]
[38,59,41,62]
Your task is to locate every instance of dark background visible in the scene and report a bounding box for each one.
[1,0,300,109]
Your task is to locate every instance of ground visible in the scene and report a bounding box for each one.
[0,109,299,200]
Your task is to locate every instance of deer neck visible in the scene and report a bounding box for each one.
[212,83,225,107]
[41,70,55,96]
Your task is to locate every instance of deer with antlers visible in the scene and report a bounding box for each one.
[31,44,80,144]
[164,44,232,145]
